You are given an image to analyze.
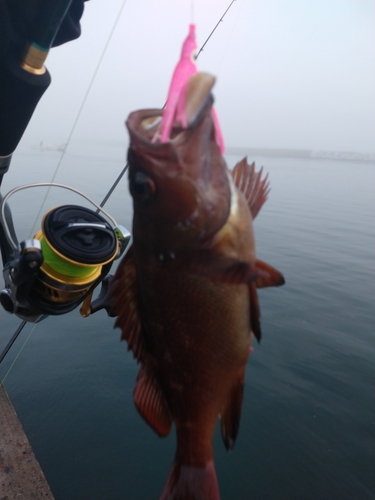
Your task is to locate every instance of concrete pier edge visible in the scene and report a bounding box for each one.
[0,381,55,499]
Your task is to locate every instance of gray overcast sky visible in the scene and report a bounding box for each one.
[20,0,375,153]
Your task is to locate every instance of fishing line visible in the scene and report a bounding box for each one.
[101,0,240,210]
[1,0,128,376]
[196,0,237,60]
[2,0,238,373]
[2,182,119,250]
[209,0,244,76]
[0,321,26,366]
[28,0,128,240]
[0,323,36,385]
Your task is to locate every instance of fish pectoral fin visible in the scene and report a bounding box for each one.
[192,253,261,285]
[254,259,285,288]
[231,157,270,219]
[111,246,145,362]
[249,281,262,342]
[221,368,246,450]
[250,260,284,342]
[134,363,172,437]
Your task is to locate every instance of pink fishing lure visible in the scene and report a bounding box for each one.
[160,24,225,154]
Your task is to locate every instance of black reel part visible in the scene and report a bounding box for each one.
[1,203,131,322]
[42,205,118,264]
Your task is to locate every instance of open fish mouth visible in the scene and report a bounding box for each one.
[128,72,217,147]
[125,71,232,248]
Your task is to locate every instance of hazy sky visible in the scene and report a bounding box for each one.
[19,0,375,153]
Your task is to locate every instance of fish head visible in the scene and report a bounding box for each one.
[126,90,230,256]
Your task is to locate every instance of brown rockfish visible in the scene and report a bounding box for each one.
[111,74,284,500]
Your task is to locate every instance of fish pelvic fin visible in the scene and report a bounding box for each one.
[160,459,220,500]
[231,157,270,219]
[134,363,172,437]
[254,259,285,288]
[220,367,246,450]
[111,246,145,362]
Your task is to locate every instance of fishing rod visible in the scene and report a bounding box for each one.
[0,1,72,366]
[0,2,130,364]
[0,0,237,364]
[97,0,238,204]
[196,0,236,59]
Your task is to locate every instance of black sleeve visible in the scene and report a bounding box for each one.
[0,0,87,61]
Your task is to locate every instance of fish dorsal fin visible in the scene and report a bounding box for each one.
[111,246,145,362]
[249,281,262,342]
[254,259,285,288]
[231,157,270,219]
[220,367,246,450]
[134,363,172,437]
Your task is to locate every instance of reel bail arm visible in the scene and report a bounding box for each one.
[0,183,131,322]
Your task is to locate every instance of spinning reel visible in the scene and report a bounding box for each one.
[0,183,131,323]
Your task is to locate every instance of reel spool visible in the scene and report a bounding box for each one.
[0,183,130,322]
[33,205,118,304]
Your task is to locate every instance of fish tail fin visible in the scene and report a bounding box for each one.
[160,459,220,500]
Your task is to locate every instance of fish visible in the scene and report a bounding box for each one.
[110,71,284,500]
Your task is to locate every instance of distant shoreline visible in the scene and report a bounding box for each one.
[226,147,375,163]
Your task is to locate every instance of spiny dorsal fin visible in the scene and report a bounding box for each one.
[220,367,246,450]
[111,246,145,362]
[231,157,270,219]
[134,363,172,437]
[254,259,285,288]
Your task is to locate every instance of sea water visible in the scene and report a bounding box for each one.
[0,145,374,500]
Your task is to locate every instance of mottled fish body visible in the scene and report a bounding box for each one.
[111,81,284,500]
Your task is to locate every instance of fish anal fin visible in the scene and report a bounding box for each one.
[111,247,145,362]
[249,281,262,342]
[254,259,285,288]
[220,368,246,450]
[134,363,172,437]
[231,157,270,219]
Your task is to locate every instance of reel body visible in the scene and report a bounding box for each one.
[0,185,130,322]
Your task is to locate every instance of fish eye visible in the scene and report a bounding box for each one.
[129,172,156,201]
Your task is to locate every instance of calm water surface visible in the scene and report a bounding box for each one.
[1,146,374,500]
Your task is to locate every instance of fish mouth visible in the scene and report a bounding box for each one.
[125,73,231,245]
[126,72,217,154]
